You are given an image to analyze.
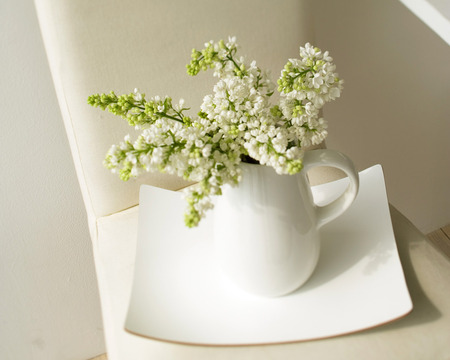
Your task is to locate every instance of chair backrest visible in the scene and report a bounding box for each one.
[36,0,315,225]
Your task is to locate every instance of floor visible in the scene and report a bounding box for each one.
[89,223,450,360]
[427,223,450,259]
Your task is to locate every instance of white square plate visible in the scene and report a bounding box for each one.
[125,165,412,345]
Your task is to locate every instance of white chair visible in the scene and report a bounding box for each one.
[35,0,450,358]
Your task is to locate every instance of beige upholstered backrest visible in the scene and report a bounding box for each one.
[36,0,315,222]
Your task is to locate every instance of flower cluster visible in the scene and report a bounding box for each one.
[88,37,343,227]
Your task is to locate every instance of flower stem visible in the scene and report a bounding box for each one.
[156,112,184,123]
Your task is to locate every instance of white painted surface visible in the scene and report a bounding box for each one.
[398,0,450,45]
[313,0,450,233]
[0,0,104,359]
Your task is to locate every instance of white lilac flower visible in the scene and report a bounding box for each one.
[133,88,142,101]
[90,38,343,227]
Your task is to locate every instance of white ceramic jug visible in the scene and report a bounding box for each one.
[213,149,359,297]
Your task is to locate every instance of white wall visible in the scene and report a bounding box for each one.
[0,0,105,359]
[312,0,450,233]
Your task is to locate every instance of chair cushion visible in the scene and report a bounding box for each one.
[95,204,450,359]
[35,0,314,219]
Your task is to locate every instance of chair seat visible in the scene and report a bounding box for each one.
[95,203,450,360]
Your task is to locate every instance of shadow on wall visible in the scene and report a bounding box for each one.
[311,0,450,233]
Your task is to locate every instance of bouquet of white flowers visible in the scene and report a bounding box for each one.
[88,37,343,227]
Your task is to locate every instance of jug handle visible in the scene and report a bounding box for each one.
[302,149,359,228]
